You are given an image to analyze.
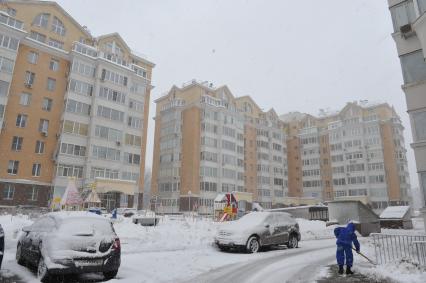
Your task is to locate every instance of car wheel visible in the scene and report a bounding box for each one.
[287,234,298,249]
[16,243,25,266]
[103,270,119,280]
[246,236,260,253]
[37,256,51,283]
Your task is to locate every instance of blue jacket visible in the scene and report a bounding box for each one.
[334,223,360,251]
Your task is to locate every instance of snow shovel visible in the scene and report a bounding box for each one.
[352,247,376,265]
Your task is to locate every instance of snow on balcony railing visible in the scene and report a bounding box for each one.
[0,12,24,30]
[72,41,98,58]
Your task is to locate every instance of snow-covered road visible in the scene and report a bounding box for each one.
[185,239,336,283]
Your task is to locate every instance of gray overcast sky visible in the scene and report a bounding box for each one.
[56,0,418,187]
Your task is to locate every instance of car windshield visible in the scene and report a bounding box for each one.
[58,218,114,236]
[236,213,269,225]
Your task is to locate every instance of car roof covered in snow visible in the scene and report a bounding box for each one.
[379,206,410,219]
[46,211,109,221]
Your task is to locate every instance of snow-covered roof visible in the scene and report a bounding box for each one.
[380,206,410,219]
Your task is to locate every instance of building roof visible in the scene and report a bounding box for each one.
[380,206,410,219]
[6,0,92,38]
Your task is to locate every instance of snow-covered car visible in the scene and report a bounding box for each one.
[215,211,301,253]
[16,212,121,282]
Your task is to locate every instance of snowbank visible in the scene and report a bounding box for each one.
[115,216,219,254]
[296,218,336,240]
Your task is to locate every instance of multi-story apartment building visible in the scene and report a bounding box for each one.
[234,97,288,209]
[281,101,411,210]
[151,81,288,213]
[0,1,154,209]
[152,81,410,213]
[387,0,426,208]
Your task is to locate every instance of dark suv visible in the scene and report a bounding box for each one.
[16,212,120,282]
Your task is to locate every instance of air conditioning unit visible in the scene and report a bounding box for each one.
[116,141,121,146]
[56,133,60,139]
[400,24,415,38]
[41,130,48,137]
[25,83,33,88]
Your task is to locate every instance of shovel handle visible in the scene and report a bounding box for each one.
[352,247,376,265]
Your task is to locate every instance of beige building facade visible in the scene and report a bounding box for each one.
[0,1,154,209]
[152,81,410,213]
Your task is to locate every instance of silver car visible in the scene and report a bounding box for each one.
[215,211,301,253]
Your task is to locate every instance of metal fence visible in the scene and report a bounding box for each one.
[372,233,426,265]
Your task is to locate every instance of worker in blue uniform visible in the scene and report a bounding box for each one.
[334,222,360,275]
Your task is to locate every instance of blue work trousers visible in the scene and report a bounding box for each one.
[336,245,353,267]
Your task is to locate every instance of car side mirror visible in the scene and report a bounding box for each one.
[22,226,31,232]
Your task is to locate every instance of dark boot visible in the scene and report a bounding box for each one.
[338,265,344,274]
[346,266,354,275]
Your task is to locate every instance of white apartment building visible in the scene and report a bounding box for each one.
[388,0,426,208]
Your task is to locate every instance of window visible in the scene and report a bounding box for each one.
[0,34,19,50]
[95,125,122,142]
[42,98,52,111]
[19,92,31,106]
[390,0,416,32]
[25,71,35,86]
[47,38,64,49]
[7,8,16,17]
[60,143,86,157]
[92,145,120,161]
[90,167,119,180]
[127,116,142,129]
[47,78,56,91]
[63,120,88,136]
[101,69,128,86]
[27,51,38,64]
[49,59,59,71]
[413,111,426,141]
[39,119,49,134]
[125,134,142,146]
[33,13,49,28]
[66,99,91,115]
[97,105,123,121]
[3,184,14,199]
[32,163,41,177]
[0,80,9,97]
[11,136,23,151]
[124,152,141,165]
[56,164,83,178]
[27,186,38,201]
[0,104,4,119]
[16,114,27,128]
[29,31,46,43]
[201,151,218,163]
[7,160,19,175]
[0,56,13,73]
[98,87,126,103]
[400,50,426,84]
[72,60,95,77]
[69,79,93,96]
[129,99,144,111]
[200,182,217,192]
[35,140,45,154]
[51,16,66,36]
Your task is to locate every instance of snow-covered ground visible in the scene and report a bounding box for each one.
[1,213,426,283]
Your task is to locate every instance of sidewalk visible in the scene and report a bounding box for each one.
[316,265,392,283]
